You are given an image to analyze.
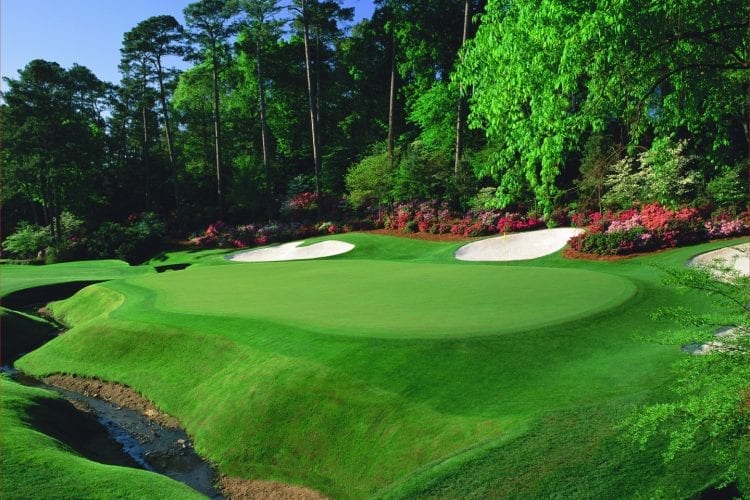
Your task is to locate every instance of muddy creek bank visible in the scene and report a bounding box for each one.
[12,371,223,498]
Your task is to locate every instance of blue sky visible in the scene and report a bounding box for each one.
[1,0,375,88]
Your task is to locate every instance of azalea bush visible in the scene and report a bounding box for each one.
[190,220,346,249]
[282,191,318,215]
[569,203,749,255]
[381,200,551,237]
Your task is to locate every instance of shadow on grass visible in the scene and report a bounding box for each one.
[24,393,142,469]
[2,281,104,310]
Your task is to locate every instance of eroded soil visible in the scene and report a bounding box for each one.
[218,477,328,500]
[43,374,180,428]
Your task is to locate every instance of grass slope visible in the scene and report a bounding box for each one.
[11,234,748,497]
[1,259,152,297]
[1,376,203,499]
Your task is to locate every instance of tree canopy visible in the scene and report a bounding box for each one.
[3,0,747,231]
[458,0,749,215]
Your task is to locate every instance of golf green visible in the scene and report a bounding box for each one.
[121,260,636,339]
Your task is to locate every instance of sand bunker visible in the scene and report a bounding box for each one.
[688,242,749,277]
[455,227,584,261]
[227,240,354,263]
[683,326,746,355]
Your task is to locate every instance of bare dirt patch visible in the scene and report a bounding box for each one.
[218,477,327,500]
[42,374,180,428]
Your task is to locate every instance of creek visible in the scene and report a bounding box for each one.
[2,280,222,499]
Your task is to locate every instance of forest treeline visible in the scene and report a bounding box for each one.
[2,0,748,260]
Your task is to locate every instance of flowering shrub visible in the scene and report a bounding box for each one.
[382,200,556,237]
[569,203,748,255]
[497,213,544,233]
[282,191,318,214]
[191,220,348,250]
[705,216,748,239]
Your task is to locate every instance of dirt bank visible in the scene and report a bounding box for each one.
[218,477,327,500]
[43,374,180,428]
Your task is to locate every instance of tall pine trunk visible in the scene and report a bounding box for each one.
[212,50,224,217]
[454,0,470,177]
[387,28,396,171]
[142,105,150,209]
[155,59,180,222]
[301,0,322,207]
[256,38,273,221]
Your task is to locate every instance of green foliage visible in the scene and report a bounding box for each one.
[391,142,453,202]
[344,145,393,209]
[603,139,703,210]
[467,186,498,211]
[1,223,52,260]
[85,213,165,264]
[639,139,703,209]
[707,162,748,211]
[1,212,84,262]
[459,0,748,215]
[408,81,458,154]
[3,60,108,232]
[286,174,316,198]
[623,263,750,492]
[575,134,621,213]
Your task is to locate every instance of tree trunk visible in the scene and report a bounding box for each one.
[155,58,180,222]
[387,28,396,170]
[301,0,322,207]
[454,0,470,177]
[142,105,150,209]
[746,14,750,194]
[42,170,52,232]
[257,39,273,222]
[212,50,224,218]
[315,25,322,151]
[51,185,62,245]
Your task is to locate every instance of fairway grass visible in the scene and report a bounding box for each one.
[8,234,747,497]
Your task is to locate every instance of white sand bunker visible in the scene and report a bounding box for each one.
[455,227,584,261]
[688,242,749,277]
[227,240,354,262]
[683,326,747,355]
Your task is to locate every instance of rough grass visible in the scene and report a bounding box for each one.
[8,234,748,497]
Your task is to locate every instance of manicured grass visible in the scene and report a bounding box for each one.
[9,234,749,497]
[1,376,203,500]
[0,259,152,296]
[124,260,635,339]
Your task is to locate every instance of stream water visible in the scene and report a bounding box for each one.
[3,278,222,498]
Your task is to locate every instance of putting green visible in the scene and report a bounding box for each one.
[120,260,636,339]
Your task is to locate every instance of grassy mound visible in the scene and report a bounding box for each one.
[9,235,747,497]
